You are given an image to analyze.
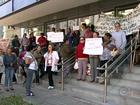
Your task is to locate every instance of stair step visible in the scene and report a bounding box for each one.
[132,66,140,74]
[67,79,104,91]
[66,79,140,98]
[110,79,140,90]
[123,73,140,81]
[65,84,140,105]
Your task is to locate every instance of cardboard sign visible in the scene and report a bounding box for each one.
[83,38,103,55]
[47,32,64,43]
[73,26,80,31]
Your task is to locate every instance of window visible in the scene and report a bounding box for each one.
[0,0,9,5]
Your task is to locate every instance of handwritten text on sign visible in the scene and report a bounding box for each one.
[83,38,103,55]
[47,32,64,43]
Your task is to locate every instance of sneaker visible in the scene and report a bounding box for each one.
[10,88,14,91]
[5,89,9,92]
[48,86,54,90]
[26,91,34,96]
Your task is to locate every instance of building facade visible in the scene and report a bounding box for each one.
[0,0,140,38]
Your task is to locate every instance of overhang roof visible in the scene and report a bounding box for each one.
[0,0,99,25]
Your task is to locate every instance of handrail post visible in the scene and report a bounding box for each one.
[61,58,64,91]
[103,63,108,103]
[129,38,133,72]
[133,32,139,65]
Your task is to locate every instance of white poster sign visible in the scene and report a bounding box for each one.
[47,32,64,43]
[73,26,80,31]
[47,32,55,41]
[83,38,103,55]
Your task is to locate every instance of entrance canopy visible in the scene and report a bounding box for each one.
[0,0,99,26]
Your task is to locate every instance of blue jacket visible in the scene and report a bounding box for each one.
[3,54,17,68]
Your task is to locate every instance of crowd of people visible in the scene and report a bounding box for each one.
[0,22,126,96]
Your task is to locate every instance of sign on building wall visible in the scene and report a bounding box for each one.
[95,4,140,36]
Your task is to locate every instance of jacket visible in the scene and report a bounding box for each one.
[44,51,59,71]
[76,43,88,59]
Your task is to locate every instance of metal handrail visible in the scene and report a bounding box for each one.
[60,54,75,90]
[103,31,139,103]
[107,38,138,78]
[57,53,75,66]
[99,35,137,77]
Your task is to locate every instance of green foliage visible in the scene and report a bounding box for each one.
[0,96,34,105]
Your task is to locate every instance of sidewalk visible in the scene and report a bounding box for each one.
[0,74,101,105]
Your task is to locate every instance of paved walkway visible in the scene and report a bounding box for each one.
[0,74,101,105]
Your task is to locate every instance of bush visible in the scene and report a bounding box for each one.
[0,96,34,105]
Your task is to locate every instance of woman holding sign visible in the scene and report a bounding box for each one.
[89,32,100,83]
[76,37,88,81]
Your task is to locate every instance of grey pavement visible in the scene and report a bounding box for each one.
[0,74,101,105]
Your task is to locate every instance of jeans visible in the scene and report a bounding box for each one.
[0,73,3,83]
[5,67,14,88]
[35,70,40,83]
[89,57,99,81]
[25,69,35,94]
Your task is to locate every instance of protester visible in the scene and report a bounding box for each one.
[20,33,30,48]
[100,33,116,72]
[44,43,59,89]
[18,47,27,85]
[66,28,73,47]
[72,30,80,47]
[76,37,88,81]
[0,49,4,84]
[3,48,17,91]
[12,51,18,83]
[33,45,44,84]
[12,35,20,56]
[29,32,36,50]
[90,24,96,32]
[111,22,126,53]
[60,40,73,78]
[37,33,48,54]
[111,22,127,77]
[81,23,93,38]
[24,46,38,96]
[89,32,100,82]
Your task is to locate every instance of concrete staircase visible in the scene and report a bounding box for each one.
[63,66,140,105]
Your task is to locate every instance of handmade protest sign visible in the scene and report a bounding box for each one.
[47,32,64,43]
[83,38,103,55]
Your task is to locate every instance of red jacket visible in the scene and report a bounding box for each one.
[37,36,47,47]
[76,43,88,59]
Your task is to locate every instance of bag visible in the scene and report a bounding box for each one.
[74,62,79,69]
[24,58,31,67]
[12,63,19,71]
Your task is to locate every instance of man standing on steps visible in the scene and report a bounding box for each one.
[111,22,126,54]
[111,22,127,77]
